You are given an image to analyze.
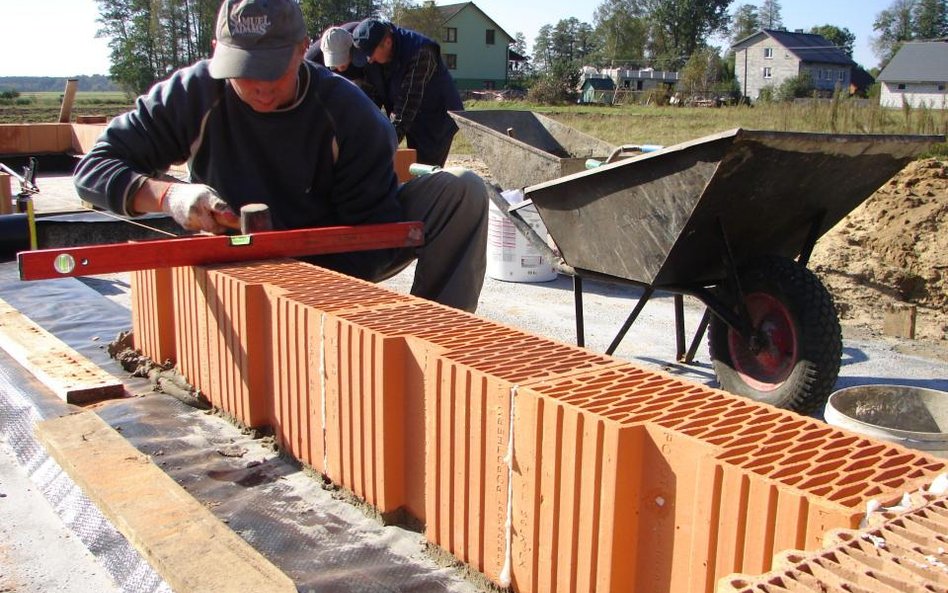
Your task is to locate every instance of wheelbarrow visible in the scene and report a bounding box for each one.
[450,110,660,189]
[497,127,943,414]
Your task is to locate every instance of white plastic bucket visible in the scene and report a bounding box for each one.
[486,198,557,283]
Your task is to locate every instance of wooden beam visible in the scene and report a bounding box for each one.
[0,297,124,403]
[18,221,424,281]
[36,411,297,593]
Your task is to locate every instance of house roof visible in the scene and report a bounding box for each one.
[732,29,854,66]
[582,78,616,91]
[877,41,948,83]
[435,2,514,43]
[850,66,875,90]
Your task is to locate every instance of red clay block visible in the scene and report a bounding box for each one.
[269,295,322,469]
[171,266,212,395]
[130,268,176,364]
[322,315,408,513]
[205,270,269,427]
[424,359,510,583]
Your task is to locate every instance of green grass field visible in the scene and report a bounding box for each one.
[2,91,946,156]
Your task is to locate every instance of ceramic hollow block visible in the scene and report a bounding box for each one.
[171,266,212,395]
[322,316,408,513]
[717,494,948,593]
[130,268,176,364]
[424,357,512,585]
[205,269,269,428]
[269,296,323,470]
[520,365,947,593]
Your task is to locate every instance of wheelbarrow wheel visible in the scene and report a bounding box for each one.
[708,256,842,414]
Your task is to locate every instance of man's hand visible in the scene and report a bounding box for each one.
[162,183,240,233]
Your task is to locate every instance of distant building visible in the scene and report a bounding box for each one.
[435,2,514,91]
[579,77,616,104]
[877,40,948,109]
[577,67,678,104]
[731,29,854,101]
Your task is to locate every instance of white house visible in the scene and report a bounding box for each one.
[877,40,948,109]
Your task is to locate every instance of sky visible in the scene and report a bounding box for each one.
[0,0,894,77]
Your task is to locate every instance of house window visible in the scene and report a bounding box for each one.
[443,27,457,43]
[939,84,945,91]
[763,67,772,79]
[763,47,773,59]
[838,70,845,81]
[898,83,906,90]
[444,54,457,70]
[486,29,495,45]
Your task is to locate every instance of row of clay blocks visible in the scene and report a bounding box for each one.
[130,260,947,593]
[0,122,106,155]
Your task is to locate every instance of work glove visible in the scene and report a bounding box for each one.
[161,183,239,234]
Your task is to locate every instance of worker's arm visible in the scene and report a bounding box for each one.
[389,45,439,142]
[74,64,220,218]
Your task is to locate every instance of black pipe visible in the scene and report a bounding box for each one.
[0,213,31,261]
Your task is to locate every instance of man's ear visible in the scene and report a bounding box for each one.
[211,39,217,50]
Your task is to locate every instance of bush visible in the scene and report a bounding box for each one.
[758,85,775,103]
[0,89,20,100]
[527,65,579,105]
[776,73,813,102]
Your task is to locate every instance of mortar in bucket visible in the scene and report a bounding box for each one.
[487,189,557,283]
[824,384,948,458]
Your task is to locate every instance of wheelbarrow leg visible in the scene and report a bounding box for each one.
[682,309,711,364]
[573,275,585,348]
[606,286,655,355]
[674,295,686,360]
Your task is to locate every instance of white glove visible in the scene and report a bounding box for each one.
[162,183,239,233]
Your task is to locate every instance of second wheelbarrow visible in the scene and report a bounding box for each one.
[508,127,943,413]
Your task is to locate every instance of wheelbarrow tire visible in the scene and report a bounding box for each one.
[708,256,842,414]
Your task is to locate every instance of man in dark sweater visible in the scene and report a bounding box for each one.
[74,0,487,312]
[352,19,463,167]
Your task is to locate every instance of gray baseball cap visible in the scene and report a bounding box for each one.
[209,0,307,81]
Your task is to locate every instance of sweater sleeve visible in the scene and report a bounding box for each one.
[389,45,439,143]
[73,64,217,216]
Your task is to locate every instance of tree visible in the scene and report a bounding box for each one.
[810,24,856,57]
[95,0,218,94]
[872,0,917,64]
[592,0,650,67]
[678,46,725,94]
[913,0,948,38]
[644,0,734,70]
[393,1,443,40]
[532,18,596,71]
[758,0,782,29]
[301,0,378,39]
[730,3,760,44]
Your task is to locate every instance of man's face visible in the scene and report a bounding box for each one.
[230,41,307,112]
[332,60,350,73]
[368,34,393,64]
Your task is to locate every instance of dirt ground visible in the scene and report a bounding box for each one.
[809,158,947,347]
[448,154,948,357]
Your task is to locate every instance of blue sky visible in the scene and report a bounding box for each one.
[0,0,893,77]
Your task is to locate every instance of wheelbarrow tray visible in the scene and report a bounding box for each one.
[449,110,616,189]
[523,128,943,288]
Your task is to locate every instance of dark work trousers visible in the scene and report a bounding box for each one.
[303,167,488,312]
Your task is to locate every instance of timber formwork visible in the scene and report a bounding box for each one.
[130,260,947,593]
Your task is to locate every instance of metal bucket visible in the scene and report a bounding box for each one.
[824,384,948,458]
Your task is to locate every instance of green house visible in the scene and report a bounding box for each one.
[435,2,515,91]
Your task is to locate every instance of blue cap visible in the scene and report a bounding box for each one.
[352,19,390,59]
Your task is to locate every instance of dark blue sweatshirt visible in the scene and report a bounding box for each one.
[74,60,402,231]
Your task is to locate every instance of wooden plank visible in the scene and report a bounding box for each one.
[36,411,297,593]
[18,221,425,281]
[0,297,124,403]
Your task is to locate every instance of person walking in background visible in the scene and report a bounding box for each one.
[74,0,487,312]
[352,18,463,167]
